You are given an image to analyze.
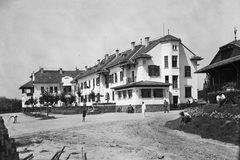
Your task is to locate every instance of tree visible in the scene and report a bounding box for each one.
[60,92,76,106]
[40,90,59,117]
[199,74,211,101]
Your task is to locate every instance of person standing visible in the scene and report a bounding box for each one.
[82,101,87,122]
[164,100,169,113]
[142,101,146,117]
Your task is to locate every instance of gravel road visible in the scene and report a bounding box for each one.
[0,111,239,160]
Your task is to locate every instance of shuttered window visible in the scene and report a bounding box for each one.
[148,65,160,77]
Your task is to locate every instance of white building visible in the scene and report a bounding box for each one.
[19,67,84,107]
[72,34,203,111]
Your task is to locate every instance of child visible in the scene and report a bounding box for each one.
[179,111,191,125]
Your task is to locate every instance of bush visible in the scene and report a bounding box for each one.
[208,90,240,104]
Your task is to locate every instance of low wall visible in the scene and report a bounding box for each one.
[117,104,165,113]
[40,104,166,115]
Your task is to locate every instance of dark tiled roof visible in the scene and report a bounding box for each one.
[19,81,34,89]
[159,34,181,42]
[73,54,116,80]
[195,54,240,73]
[33,69,84,83]
[111,80,171,90]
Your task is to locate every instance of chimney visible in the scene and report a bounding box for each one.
[75,67,79,71]
[145,37,150,47]
[40,67,44,74]
[131,42,135,50]
[59,68,63,74]
[97,59,100,64]
[31,71,35,81]
[115,49,119,57]
[85,66,88,71]
[105,54,109,61]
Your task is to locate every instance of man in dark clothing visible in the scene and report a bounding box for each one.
[82,102,87,122]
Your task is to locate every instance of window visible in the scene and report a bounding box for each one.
[96,77,100,86]
[120,71,123,81]
[89,80,91,88]
[185,66,191,77]
[172,56,178,67]
[112,91,114,101]
[153,89,163,98]
[128,90,132,98]
[123,90,127,98]
[115,73,118,83]
[81,82,83,89]
[118,91,122,99]
[185,87,192,98]
[84,81,87,88]
[54,87,58,93]
[93,79,95,88]
[164,56,168,68]
[165,76,169,83]
[41,87,44,94]
[109,74,113,83]
[50,87,53,93]
[141,89,151,98]
[172,45,178,51]
[172,76,178,88]
[148,65,160,77]
[132,71,135,82]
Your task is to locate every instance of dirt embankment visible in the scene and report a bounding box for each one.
[15,117,238,160]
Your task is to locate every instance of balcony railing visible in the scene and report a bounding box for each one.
[209,81,240,92]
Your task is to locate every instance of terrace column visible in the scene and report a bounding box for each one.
[232,63,239,88]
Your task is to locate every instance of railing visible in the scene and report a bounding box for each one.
[210,81,240,92]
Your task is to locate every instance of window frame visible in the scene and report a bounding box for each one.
[172,75,178,89]
[164,56,168,68]
[185,86,192,98]
[185,66,191,77]
[172,56,178,68]
[141,89,151,98]
[153,89,163,98]
[148,65,160,77]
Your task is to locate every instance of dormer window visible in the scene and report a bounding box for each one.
[172,45,178,51]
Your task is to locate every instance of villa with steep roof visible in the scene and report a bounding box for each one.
[73,34,203,111]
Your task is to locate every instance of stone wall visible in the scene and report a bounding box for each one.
[0,117,19,160]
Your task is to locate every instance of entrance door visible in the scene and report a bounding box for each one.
[173,96,178,109]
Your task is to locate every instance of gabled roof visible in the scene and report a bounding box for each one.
[196,39,240,73]
[111,80,171,90]
[19,81,34,89]
[195,54,240,73]
[33,69,84,83]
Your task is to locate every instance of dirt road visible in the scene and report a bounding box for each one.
[1,111,239,160]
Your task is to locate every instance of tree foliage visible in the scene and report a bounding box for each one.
[0,96,21,113]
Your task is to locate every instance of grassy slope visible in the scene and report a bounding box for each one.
[165,104,240,145]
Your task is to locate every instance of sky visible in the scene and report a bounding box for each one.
[0,0,240,99]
